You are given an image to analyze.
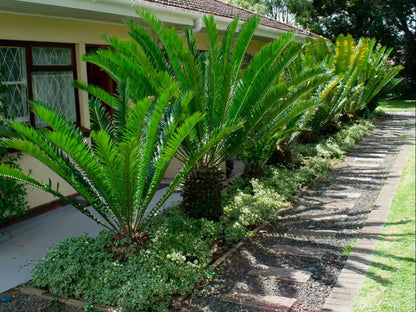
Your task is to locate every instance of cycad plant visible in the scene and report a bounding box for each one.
[240,52,330,177]
[302,36,360,138]
[82,9,329,220]
[0,83,208,245]
[342,37,403,116]
[328,34,402,118]
[304,34,402,137]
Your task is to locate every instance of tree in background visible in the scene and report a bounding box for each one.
[227,0,310,25]
[263,0,312,25]
[296,1,415,88]
[226,0,415,98]
[227,0,268,16]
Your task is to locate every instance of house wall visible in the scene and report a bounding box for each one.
[0,12,133,207]
[0,12,270,209]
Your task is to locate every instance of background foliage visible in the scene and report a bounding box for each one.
[225,0,416,98]
[0,67,28,224]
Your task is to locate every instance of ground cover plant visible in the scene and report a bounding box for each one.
[353,144,415,312]
[31,215,221,311]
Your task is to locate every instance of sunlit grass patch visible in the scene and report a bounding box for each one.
[377,99,415,111]
[353,144,415,312]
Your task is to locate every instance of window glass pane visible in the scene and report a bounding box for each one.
[32,47,72,66]
[32,71,76,127]
[0,46,30,124]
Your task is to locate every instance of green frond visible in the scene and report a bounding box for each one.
[124,20,169,72]
[230,32,297,123]
[88,97,114,135]
[136,8,196,91]
[135,85,179,207]
[334,34,355,74]
[74,81,118,108]
[0,164,115,231]
[230,15,261,80]
[29,103,118,209]
[185,28,198,56]
[122,96,153,142]
[204,15,219,54]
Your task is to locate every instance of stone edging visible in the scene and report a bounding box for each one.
[322,127,415,312]
[17,286,116,311]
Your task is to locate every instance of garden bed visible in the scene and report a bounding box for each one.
[0,118,379,312]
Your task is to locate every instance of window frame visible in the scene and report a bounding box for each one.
[0,40,80,128]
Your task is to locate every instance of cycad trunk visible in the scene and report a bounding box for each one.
[267,141,294,167]
[109,230,150,261]
[182,166,225,221]
[241,165,265,180]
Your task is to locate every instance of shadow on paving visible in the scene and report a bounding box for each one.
[176,111,415,312]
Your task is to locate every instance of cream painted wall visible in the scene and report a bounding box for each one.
[17,154,77,208]
[194,32,266,56]
[0,12,270,208]
[0,12,132,208]
[0,13,131,44]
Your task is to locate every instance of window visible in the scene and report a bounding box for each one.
[0,46,28,124]
[0,42,79,127]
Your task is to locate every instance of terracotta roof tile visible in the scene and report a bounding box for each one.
[134,0,319,38]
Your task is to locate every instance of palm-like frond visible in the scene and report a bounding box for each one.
[91,10,314,171]
[306,34,402,133]
[88,97,114,135]
[240,57,330,169]
[73,9,333,219]
[0,83,203,238]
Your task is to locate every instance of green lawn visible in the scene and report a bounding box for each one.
[353,144,415,312]
[377,99,415,111]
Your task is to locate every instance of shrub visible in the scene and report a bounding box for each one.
[0,151,28,224]
[0,67,28,224]
[222,117,374,244]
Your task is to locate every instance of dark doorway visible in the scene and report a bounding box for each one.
[85,45,117,117]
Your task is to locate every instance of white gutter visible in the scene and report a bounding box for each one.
[179,17,203,36]
[192,17,203,33]
[11,0,200,26]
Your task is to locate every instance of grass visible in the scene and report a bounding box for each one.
[376,99,415,111]
[353,143,415,312]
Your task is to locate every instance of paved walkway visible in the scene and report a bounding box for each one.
[322,111,415,311]
[181,110,415,312]
[0,180,180,294]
